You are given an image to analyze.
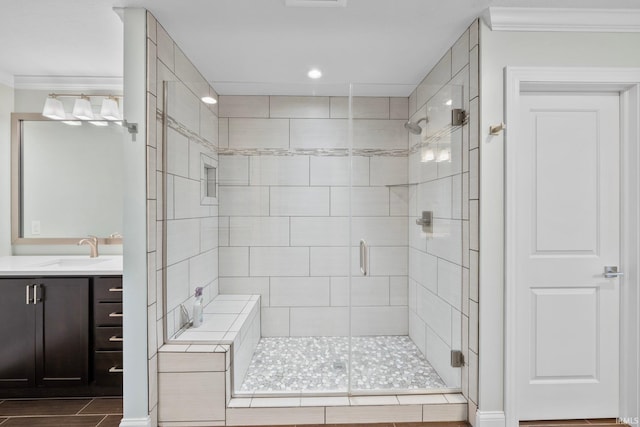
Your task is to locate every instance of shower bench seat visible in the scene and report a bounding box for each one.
[173,293,261,393]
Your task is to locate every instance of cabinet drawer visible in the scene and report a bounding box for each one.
[94,327,123,351]
[93,278,123,302]
[94,351,122,387]
[94,302,123,326]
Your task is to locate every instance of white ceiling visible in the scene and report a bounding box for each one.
[1,0,639,96]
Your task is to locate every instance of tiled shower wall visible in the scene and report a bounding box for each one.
[162,76,220,339]
[145,11,221,424]
[407,19,479,415]
[217,95,411,337]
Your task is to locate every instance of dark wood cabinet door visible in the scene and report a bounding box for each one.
[0,279,36,387]
[35,278,89,387]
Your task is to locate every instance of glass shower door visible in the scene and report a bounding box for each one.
[348,83,465,394]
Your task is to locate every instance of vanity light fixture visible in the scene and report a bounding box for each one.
[100,96,122,120]
[72,95,95,120]
[42,96,66,120]
[201,96,217,105]
[42,93,123,121]
[308,68,322,79]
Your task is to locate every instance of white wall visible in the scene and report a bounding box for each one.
[122,7,151,427]
[478,20,640,418]
[0,83,14,256]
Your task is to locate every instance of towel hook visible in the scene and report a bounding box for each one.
[489,122,506,135]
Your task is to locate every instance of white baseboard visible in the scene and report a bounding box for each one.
[476,410,506,427]
[119,416,152,427]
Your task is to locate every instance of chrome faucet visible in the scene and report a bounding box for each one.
[78,235,99,258]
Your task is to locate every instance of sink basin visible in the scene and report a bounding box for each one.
[35,258,107,268]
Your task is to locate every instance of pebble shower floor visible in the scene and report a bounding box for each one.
[239,336,446,393]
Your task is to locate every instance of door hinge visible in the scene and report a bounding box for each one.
[452,109,468,126]
[451,350,465,367]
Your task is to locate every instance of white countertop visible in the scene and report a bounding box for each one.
[0,255,123,276]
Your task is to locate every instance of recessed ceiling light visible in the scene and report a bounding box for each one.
[308,69,322,79]
[201,96,217,105]
[286,0,347,7]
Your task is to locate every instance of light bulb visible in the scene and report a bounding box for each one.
[308,69,322,79]
[201,96,217,105]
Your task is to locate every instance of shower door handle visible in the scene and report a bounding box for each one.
[360,239,368,276]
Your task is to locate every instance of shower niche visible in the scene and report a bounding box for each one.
[160,80,467,397]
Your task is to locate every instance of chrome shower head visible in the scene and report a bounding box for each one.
[404,117,427,135]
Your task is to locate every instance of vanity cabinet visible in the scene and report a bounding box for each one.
[0,277,89,388]
[0,274,123,398]
[93,277,123,387]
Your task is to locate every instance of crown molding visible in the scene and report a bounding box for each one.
[486,7,640,32]
[0,71,14,88]
[13,76,123,91]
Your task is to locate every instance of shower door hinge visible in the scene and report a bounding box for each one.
[451,350,465,367]
[451,109,467,126]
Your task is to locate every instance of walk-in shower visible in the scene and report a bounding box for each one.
[160,79,467,398]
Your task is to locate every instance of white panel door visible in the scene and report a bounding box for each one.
[516,93,620,420]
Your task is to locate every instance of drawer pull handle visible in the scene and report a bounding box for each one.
[109,312,123,318]
[109,336,123,342]
[109,367,124,373]
[108,287,123,292]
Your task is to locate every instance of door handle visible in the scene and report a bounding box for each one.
[32,284,40,304]
[26,285,31,305]
[360,239,368,276]
[109,336,123,342]
[603,266,624,278]
[109,312,123,318]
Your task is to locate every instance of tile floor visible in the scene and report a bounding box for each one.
[520,420,628,427]
[254,424,469,427]
[0,397,626,427]
[239,336,446,393]
[0,398,122,426]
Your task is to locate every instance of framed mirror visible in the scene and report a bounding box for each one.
[11,113,124,245]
